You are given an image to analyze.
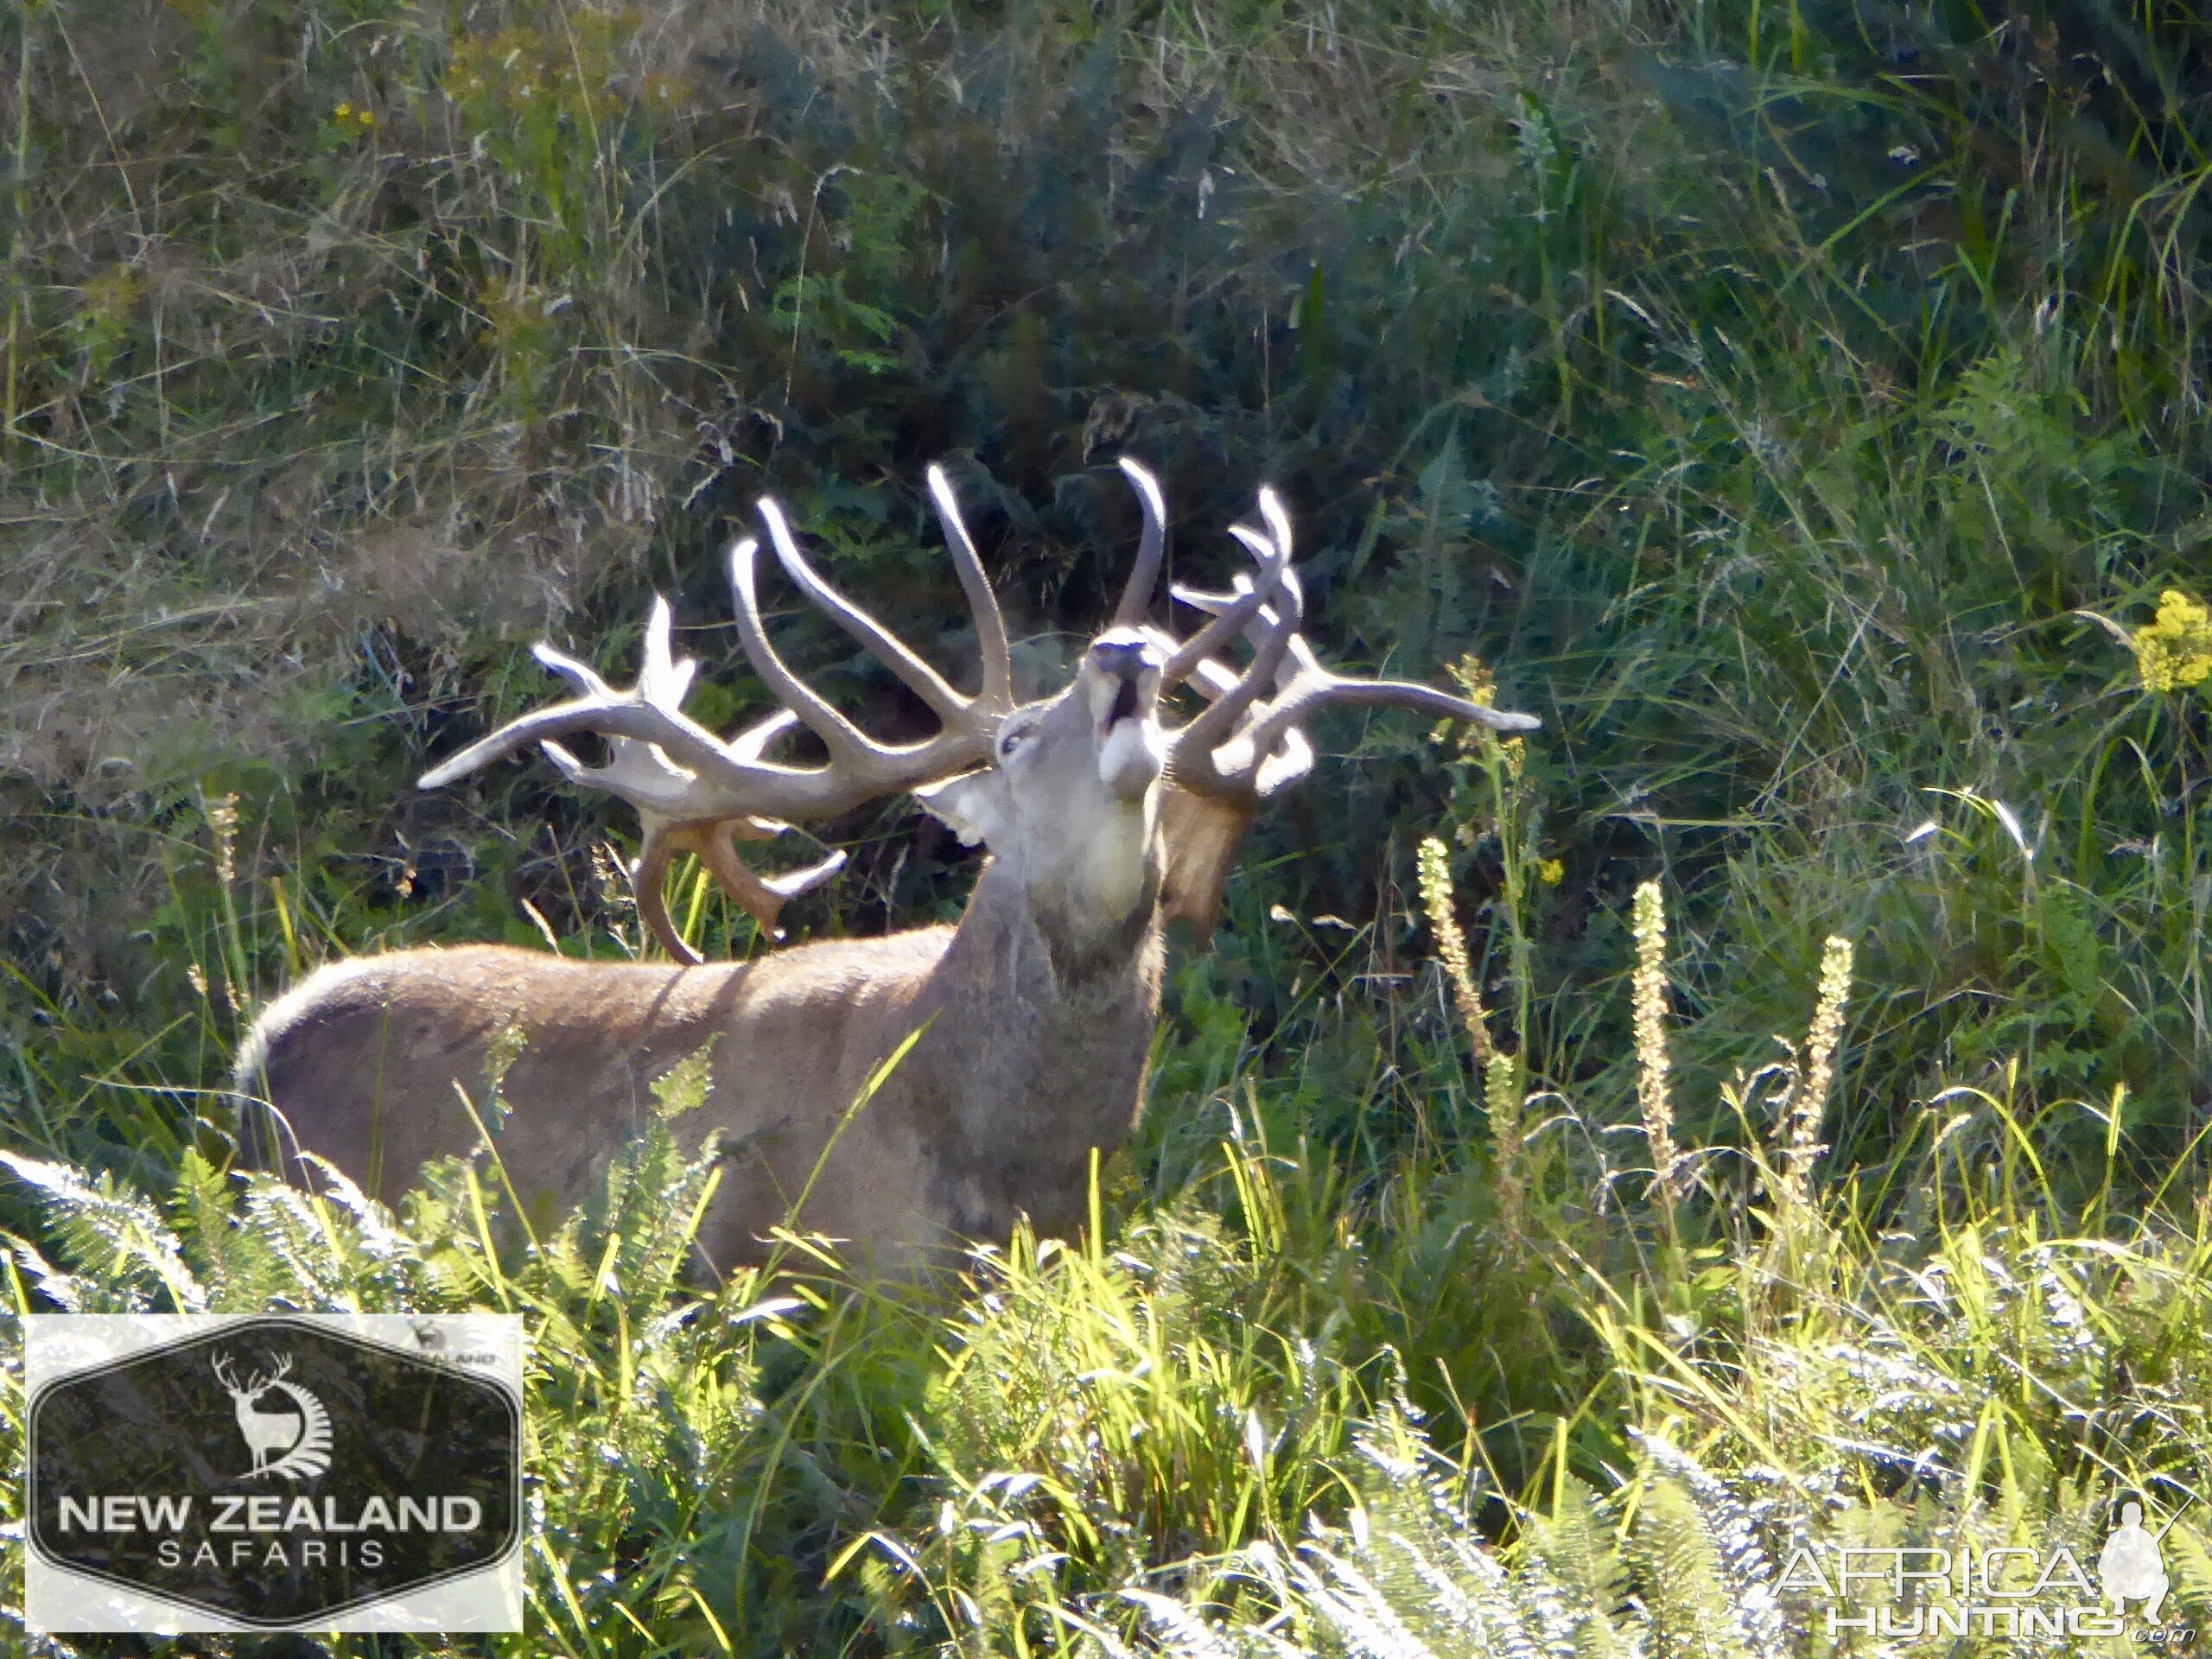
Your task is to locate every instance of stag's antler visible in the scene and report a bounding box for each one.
[213,1351,272,1397]
[1151,486,1541,944]
[420,467,1156,964]
[500,600,847,958]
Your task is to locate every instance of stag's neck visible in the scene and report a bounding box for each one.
[917,853,1165,1235]
[952,849,1163,1001]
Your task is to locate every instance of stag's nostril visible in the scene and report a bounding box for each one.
[1090,637,1156,679]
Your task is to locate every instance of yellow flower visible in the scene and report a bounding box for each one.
[2131,588,2212,696]
[1445,652,1526,776]
[1536,857,1564,887]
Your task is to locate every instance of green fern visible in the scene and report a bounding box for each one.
[1627,1433,1785,1659]
[1108,1408,1805,1659]
[0,1150,205,1313]
[1521,1480,1638,1659]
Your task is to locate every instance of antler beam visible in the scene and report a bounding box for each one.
[418,476,1032,962]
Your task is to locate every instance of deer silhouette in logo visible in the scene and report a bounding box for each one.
[211,1352,332,1481]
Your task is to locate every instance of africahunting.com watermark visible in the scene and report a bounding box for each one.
[1778,1498,2196,1643]
[25,1313,523,1633]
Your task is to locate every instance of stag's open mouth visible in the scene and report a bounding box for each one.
[1105,677,1146,730]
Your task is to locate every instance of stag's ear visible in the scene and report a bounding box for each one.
[915,771,1013,849]
[1157,786,1258,949]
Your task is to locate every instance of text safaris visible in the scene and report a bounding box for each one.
[158,1535,385,1572]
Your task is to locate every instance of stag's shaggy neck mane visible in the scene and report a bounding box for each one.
[911,845,1166,1244]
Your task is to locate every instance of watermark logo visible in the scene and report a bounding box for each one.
[25,1313,523,1634]
[2101,1500,2171,1623]
[1777,1497,2195,1643]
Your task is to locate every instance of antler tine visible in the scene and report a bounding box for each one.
[926,467,1014,710]
[1170,576,1539,794]
[426,594,709,791]
[418,687,746,795]
[1168,578,1304,704]
[1151,486,1541,944]
[728,521,1011,788]
[1166,484,1542,802]
[1112,458,1167,626]
[1243,667,1539,780]
[541,597,690,752]
[726,534,900,769]
[1175,567,1305,774]
[420,475,1024,962]
[534,604,840,957]
[632,817,847,965]
[755,496,1001,733]
[1169,583,1319,795]
[1160,520,1290,684]
[531,642,617,700]
[1161,490,1305,791]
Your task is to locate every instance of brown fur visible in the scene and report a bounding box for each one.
[235,855,1164,1275]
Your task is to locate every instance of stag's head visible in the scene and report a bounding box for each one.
[912,463,1172,932]
[417,460,1538,958]
[916,625,1168,935]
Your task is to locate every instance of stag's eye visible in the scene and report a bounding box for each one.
[998,721,1036,760]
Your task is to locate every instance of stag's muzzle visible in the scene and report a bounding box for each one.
[1085,629,1166,798]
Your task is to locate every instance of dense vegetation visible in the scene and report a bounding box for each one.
[5,0,2212,1652]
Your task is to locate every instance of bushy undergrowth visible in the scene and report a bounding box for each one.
[10,975,2212,1656]
[8,0,2212,1653]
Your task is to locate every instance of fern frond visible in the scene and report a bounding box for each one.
[0,1151,205,1313]
[1626,1436,1785,1659]
[1520,1479,1639,1659]
[1122,1587,1259,1659]
[1295,1545,1443,1659]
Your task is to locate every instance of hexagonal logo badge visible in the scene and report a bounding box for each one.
[26,1313,523,1633]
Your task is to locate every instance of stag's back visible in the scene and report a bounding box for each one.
[234,931,957,1260]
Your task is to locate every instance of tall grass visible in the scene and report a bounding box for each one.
[8,851,2212,1654]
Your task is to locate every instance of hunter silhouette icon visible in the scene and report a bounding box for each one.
[2100,1501,2170,1621]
